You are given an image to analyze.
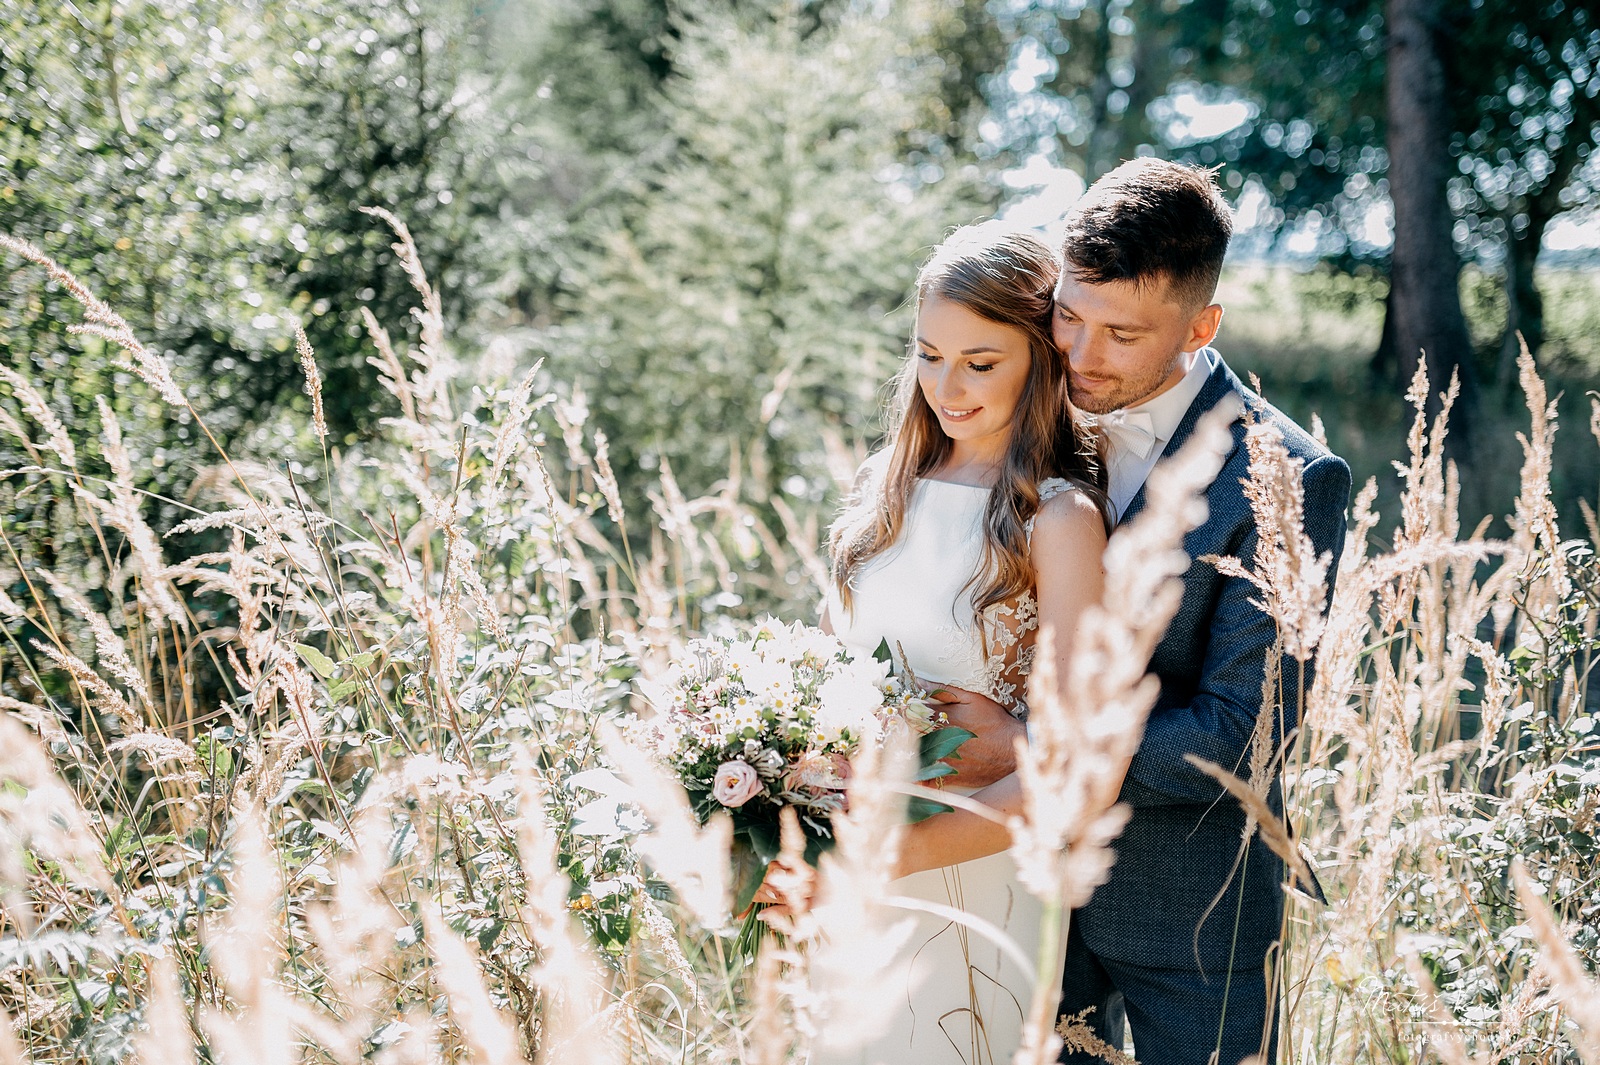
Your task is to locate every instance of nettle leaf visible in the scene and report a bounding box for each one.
[388,821,418,865]
[326,677,362,701]
[591,910,634,953]
[340,650,378,672]
[294,643,336,679]
[193,734,234,778]
[308,819,354,849]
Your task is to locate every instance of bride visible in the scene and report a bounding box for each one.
[812,224,1111,1064]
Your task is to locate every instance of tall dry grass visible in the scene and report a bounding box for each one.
[0,225,1596,1065]
[1269,352,1600,1064]
[0,222,807,1064]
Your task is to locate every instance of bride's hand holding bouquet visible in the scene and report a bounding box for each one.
[627,618,970,928]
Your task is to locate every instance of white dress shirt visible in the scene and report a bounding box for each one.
[1098,346,1218,518]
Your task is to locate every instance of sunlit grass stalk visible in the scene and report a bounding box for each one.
[1008,401,1238,1065]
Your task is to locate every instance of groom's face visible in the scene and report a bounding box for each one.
[1052,271,1223,415]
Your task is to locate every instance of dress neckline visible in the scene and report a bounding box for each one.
[920,477,992,491]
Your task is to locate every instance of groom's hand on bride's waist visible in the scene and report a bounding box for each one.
[922,684,1024,788]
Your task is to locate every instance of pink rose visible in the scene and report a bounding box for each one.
[712,760,763,807]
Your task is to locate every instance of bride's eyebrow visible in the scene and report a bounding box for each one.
[915,336,1005,356]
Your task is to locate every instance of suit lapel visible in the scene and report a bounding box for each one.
[1117,356,1249,525]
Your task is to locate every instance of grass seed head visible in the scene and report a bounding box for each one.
[295,326,328,442]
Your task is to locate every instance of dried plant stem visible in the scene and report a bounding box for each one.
[1513,860,1600,1063]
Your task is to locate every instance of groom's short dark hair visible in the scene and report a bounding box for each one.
[1061,158,1233,309]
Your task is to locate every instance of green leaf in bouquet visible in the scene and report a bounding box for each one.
[729,834,770,917]
[744,821,781,865]
[906,726,974,819]
[919,725,975,765]
[905,794,955,823]
[732,820,838,957]
[872,637,893,663]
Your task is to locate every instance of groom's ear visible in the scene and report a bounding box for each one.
[1182,303,1224,354]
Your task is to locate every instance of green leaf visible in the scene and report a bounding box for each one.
[729,836,768,916]
[294,643,336,679]
[193,734,234,778]
[803,833,834,868]
[872,638,893,663]
[327,678,361,701]
[905,795,954,823]
[915,761,957,782]
[744,821,781,865]
[339,650,377,672]
[919,726,974,765]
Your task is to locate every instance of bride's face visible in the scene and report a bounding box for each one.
[913,293,1033,459]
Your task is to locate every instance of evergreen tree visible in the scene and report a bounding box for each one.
[557,1,994,524]
[1,0,545,443]
[490,0,1004,326]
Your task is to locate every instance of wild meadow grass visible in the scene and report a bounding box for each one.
[0,224,1596,1064]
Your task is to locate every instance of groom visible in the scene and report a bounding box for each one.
[940,159,1351,1064]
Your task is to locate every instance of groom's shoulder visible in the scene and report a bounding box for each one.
[1245,396,1336,465]
[1206,355,1351,526]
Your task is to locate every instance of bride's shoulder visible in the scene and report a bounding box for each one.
[860,449,894,478]
[1028,478,1106,546]
[1036,476,1076,504]
[849,449,893,491]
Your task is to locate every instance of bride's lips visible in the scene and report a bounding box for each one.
[939,406,981,422]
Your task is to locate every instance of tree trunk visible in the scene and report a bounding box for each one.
[1085,0,1118,181]
[1119,0,1169,160]
[1495,211,1546,396]
[1386,0,1477,455]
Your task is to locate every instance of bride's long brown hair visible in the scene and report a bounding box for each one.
[829,225,1111,628]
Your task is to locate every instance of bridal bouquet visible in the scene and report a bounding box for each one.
[632,618,971,914]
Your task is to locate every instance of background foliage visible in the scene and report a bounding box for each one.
[3,0,1600,1062]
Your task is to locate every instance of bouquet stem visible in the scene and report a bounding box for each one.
[736,903,769,957]
[735,904,790,960]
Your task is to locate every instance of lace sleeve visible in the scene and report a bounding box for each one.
[978,595,1037,719]
[973,479,1082,720]
[980,479,1081,716]
[1024,477,1078,540]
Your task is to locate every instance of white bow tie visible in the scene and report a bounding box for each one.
[1099,409,1158,460]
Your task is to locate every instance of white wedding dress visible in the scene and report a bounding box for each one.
[819,473,1073,1065]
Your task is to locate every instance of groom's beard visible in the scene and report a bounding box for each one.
[1067,350,1187,414]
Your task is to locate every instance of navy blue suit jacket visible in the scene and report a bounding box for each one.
[1075,354,1352,973]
